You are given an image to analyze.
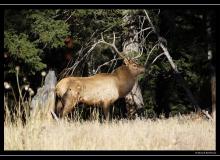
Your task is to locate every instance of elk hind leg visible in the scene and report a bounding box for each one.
[61,89,78,118]
[55,98,63,117]
[62,103,76,118]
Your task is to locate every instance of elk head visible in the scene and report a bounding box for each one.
[124,58,145,76]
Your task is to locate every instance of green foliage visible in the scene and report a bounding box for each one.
[4,31,46,74]
[28,10,70,48]
[64,9,124,43]
[4,9,70,78]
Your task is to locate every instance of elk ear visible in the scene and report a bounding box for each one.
[124,58,129,65]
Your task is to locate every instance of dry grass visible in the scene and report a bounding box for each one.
[4,66,215,151]
[4,114,216,150]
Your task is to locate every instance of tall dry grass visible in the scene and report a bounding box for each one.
[5,66,215,151]
[4,109,216,150]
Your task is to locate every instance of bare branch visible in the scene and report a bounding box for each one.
[101,32,104,41]
[123,40,138,53]
[65,12,74,22]
[144,9,179,72]
[201,110,213,121]
[140,16,146,31]
[58,32,126,79]
[160,43,178,72]
[59,31,131,79]
[144,10,157,34]
[133,49,143,59]
[108,55,118,73]
[151,52,165,64]
[136,47,144,59]
[58,30,100,79]
[133,27,152,41]
[113,32,116,45]
[157,9,160,15]
[144,43,159,66]
[129,16,152,60]
[51,111,59,122]
[143,30,154,42]
[95,58,121,74]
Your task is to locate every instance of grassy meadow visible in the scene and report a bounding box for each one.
[4,110,216,150]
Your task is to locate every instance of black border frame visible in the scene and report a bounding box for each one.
[1,3,219,156]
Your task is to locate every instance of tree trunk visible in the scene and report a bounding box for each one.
[125,81,145,117]
[211,71,216,121]
[206,12,216,120]
[122,13,145,117]
[30,70,57,121]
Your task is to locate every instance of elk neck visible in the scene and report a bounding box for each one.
[112,65,136,97]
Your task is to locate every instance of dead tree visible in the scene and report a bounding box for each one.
[122,11,145,118]
[143,10,213,119]
[206,11,216,121]
[30,70,57,121]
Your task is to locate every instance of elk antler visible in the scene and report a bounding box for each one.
[98,32,127,60]
[133,48,143,59]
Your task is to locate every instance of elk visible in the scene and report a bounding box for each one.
[55,33,145,120]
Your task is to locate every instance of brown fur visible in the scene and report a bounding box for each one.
[55,59,145,120]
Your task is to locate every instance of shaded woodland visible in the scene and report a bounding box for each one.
[4,9,216,120]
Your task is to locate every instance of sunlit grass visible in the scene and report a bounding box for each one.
[4,109,216,150]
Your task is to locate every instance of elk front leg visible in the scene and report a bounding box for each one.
[103,107,110,122]
[103,102,111,122]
